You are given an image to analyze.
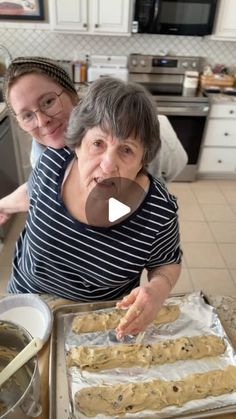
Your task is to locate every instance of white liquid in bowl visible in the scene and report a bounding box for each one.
[0,307,45,339]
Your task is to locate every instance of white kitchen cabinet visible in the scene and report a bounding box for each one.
[203,120,236,147]
[199,148,236,173]
[213,0,236,40]
[198,103,236,178]
[51,0,87,32]
[51,0,132,35]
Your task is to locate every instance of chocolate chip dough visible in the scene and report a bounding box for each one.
[72,304,180,333]
[67,335,225,371]
[75,365,236,416]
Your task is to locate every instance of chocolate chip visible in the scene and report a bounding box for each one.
[118,395,123,401]
[173,386,179,392]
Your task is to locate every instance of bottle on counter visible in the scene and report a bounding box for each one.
[73,55,89,84]
[73,60,81,83]
[80,61,87,83]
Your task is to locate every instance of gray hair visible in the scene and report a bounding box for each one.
[65,77,160,167]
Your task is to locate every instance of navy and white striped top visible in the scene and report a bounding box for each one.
[8,148,182,301]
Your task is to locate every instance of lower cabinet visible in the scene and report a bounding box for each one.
[198,103,236,178]
[199,148,236,173]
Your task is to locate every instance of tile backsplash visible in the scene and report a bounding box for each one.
[0,28,236,70]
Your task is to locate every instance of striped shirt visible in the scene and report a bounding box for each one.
[8,147,182,301]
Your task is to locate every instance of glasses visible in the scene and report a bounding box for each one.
[15,90,64,131]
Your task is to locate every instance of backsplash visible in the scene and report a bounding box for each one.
[0,28,236,70]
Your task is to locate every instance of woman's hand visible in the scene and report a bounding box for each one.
[0,183,29,225]
[116,283,162,338]
[0,212,11,225]
[116,263,181,339]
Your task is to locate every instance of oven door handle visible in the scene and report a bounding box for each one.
[157,106,209,116]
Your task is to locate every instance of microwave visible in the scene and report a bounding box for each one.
[132,0,218,36]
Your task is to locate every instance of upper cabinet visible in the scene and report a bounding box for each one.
[50,0,132,35]
[212,0,236,40]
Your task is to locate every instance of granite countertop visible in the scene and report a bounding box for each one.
[207,295,236,348]
[208,94,236,104]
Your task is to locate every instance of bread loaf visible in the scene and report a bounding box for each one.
[75,365,236,416]
[72,304,180,333]
[67,335,225,371]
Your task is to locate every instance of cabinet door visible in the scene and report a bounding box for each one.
[204,120,236,147]
[198,148,236,173]
[210,104,236,119]
[51,0,88,31]
[213,0,236,39]
[90,0,131,34]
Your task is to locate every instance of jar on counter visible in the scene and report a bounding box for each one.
[183,71,199,97]
[73,61,87,83]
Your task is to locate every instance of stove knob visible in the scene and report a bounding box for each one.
[182,62,189,68]
[192,62,197,68]
[140,59,146,67]
[131,59,138,67]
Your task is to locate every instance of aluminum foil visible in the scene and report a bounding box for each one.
[63,292,236,418]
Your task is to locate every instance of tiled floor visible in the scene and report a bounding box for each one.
[0,179,236,296]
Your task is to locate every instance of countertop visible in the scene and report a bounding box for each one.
[1,293,236,418]
[208,94,236,104]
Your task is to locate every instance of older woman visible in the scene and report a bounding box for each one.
[6,76,182,337]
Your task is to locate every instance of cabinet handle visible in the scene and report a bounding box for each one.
[95,23,99,28]
[217,159,222,164]
[83,23,87,27]
[224,132,229,136]
[229,110,234,114]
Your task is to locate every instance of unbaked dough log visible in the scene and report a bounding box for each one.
[67,335,225,371]
[72,304,180,333]
[75,365,236,416]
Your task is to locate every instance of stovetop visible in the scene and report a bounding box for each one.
[151,93,209,104]
[202,87,236,103]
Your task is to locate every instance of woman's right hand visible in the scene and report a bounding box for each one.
[0,183,29,225]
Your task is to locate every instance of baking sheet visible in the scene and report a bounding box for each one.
[49,292,236,419]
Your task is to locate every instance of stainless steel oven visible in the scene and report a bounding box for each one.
[128,54,210,181]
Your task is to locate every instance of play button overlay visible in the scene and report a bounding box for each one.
[108,198,131,222]
[85,177,146,227]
